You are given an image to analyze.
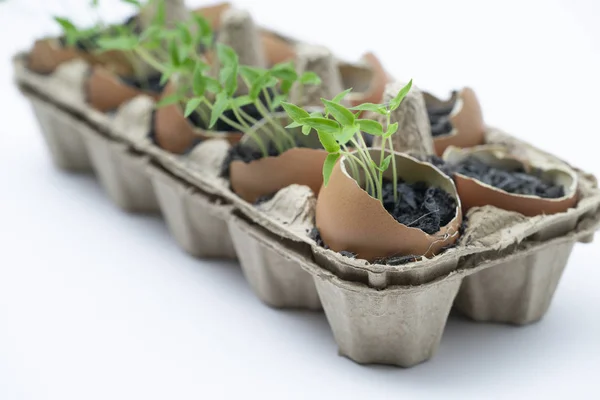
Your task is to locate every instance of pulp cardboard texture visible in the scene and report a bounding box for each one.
[14,54,600,367]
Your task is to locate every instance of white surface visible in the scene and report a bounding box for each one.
[1,1,599,399]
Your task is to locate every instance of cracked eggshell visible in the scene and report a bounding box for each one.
[345,52,390,107]
[425,87,486,156]
[230,147,328,204]
[443,146,579,217]
[27,38,89,74]
[85,66,161,112]
[154,82,242,154]
[316,150,462,262]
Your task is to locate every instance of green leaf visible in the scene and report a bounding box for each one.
[350,103,387,115]
[192,62,208,96]
[193,15,213,47]
[280,79,293,95]
[281,102,310,123]
[97,36,138,50]
[380,154,392,172]
[140,25,161,42]
[302,125,312,135]
[322,99,355,127]
[317,130,340,153]
[217,44,238,69]
[300,71,321,85]
[250,71,273,100]
[285,121,302,129]
[184,97,203,118]
[271,94,286,112]
[53,16,77,33]
[239,65,265,88]
[357,119,384,136]
[309,111,324,118]
[159,68,174,86]
[331,88,353,104]
[384,122,399,138]
[176,22,193,47]
[153,0,166,26]
[219,65,238,97]
[323,153,340,186]
[389,79,413,111]
[233,95,252,108]
[205,77,221,93]
[336,123,360,145]
[169,40,180,67]
[301,117,340,134]
[210,92,229,128]
[156,93,181,108]
[270,61,297,82]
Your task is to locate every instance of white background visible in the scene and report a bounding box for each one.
[1,1,599,399]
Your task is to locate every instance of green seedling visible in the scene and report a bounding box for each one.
[54,0,323,159]
[282,79,413,204]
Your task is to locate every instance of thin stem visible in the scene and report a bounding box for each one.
[261,87,274,112]
[386,112,398,203]
[341,144,359,183]
[229,104,269,158]
[342,152,377,197]
[133,47,167,73]
[255,101,295,152]
[350,137,379,199]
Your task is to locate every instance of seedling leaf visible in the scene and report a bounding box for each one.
[381,154,392,172]
[332,88,353,104]
[350,103,387,115]
[384,122,399,138]
[210,92,229,128]
[323,153,340,186]
[357,119,384,136]
[281,102,310,123]
[301,117,340,134]
[322,99,355,126]
[336,123,360,145]
[389,79,413,111]
[184,97,203,118]
[317,130,340,153]
[300,71,321,85]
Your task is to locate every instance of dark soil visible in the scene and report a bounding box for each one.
[307,178,459,264]
[120,74,164,93]
[452,157,565,198]
[427,95,456,137]
[382,178,457,235]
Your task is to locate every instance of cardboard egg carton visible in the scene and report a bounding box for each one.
[13,53,600,367]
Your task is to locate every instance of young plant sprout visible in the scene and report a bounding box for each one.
[55,0,322,158]
[282,79,412,203]
[53,0,212,90]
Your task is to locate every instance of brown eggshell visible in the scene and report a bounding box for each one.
[27,38,89,74]
[154,82,242,154]
[443,146,579,217]
[346,52,390,107]
[425,88,486,156]
[85,66,161,112]
[260,31,296,66]
[317,150,463,262]
[230,148,328,203]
